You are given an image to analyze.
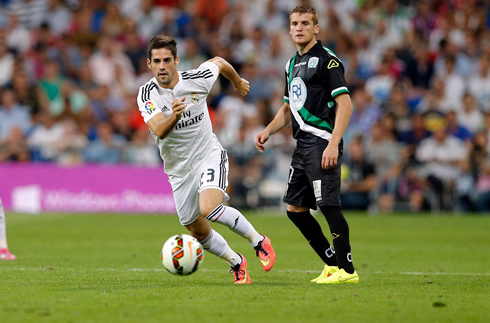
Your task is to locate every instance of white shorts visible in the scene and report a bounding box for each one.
[169,148,229,226]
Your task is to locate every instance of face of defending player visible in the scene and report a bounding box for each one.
[148,48,180,88]
[289,13,319,47]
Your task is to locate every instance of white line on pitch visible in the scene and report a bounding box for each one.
[1,267,490,276]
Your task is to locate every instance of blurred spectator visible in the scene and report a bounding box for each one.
[88,36,134,90]
[468,54,490,112]
[135,0,165,42]
[9,0,49,30]
[0,42,14,87]
[399,113,431,146]
[38,59,64,115]
[416,124,468,210]
[10,72,42,116]
[27,111,63,161]
[0,126,30,162]
[228,125,262,209]
[436,56,465,111]
[344,88,381,144]
[215,90,257,148]
[445,110,472,142]
[341,136,377,210]
[5,14,31,54]
[366,121,402,212]
[0,89,32,142]
[83,122,125,164]
[45,0,72,35]
[365,58,395,103]
[102,2,125,37]
[54,118,87,164]
[124,128,160,166]
[458,92,484,135]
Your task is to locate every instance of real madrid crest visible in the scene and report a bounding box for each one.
[191,93,199,104]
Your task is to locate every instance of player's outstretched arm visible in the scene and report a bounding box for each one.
[147,97,186,139]
[254,102,291,153]
[322,93,353,169]
[207,57,249,96]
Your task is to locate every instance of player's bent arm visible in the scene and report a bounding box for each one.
[265,102,292,136]
[255,102,291,153]
[330,93,353,146]
[207,57,249,96]
[146,113,180,139]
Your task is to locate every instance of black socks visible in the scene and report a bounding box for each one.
[286,210,338,266]
[319,205,355,274]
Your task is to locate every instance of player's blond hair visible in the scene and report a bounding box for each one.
[290,4,318,26]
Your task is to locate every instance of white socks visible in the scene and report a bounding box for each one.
[0,199,8,249]
[205,204,263,247]
[200,229,241,266]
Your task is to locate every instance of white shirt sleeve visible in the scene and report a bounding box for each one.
[190,61,220,93]
[137,82,162,123]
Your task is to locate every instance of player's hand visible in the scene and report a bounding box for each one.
[254,130,270,153]
[172,97,186,120]
[234,78,250,96]
[322,143,339,169]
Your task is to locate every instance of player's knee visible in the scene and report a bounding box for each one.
[200,203,222,219]
[287,204,309,213]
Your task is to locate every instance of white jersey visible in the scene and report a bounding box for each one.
[137,62,222,178]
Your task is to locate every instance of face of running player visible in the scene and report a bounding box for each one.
[148,48,180,88]
[289,13,319,47]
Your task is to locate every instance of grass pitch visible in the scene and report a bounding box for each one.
[1,212,489,323]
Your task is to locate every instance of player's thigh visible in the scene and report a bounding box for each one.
[304,147,342,207]
[199,188,224,217]
[170,172,201,227]
[283,150,317,209]
[199,149,229,192]
[198,149,229,214]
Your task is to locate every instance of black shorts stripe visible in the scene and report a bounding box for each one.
[219,150,227,189]
[221,151,228,189]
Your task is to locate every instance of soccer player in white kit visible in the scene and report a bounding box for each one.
[137,35,276,284]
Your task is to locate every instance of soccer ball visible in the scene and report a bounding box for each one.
[161,234,204,275]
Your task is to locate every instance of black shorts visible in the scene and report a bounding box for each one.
[283,146,342,209]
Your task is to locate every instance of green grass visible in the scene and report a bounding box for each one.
[1,212,489,323]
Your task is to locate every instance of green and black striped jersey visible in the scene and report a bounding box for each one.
[284,41,349,150]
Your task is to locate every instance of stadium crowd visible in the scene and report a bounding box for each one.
[1,0,490,213]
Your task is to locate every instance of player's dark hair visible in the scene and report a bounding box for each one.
[290,4,318,25]
[148,35,177,60]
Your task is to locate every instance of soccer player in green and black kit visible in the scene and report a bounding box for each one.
[255,4,358,283]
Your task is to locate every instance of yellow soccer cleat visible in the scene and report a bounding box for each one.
[310,265,339,283]
[317,268,359,284]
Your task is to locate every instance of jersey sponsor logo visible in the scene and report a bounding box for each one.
[145,101,155,114]
[290,77,307,111]
[175,112,205,130]
[294,61,306,67]
[327,59,339,69]
[191,93,200,104]
[162,105,170,112]
[308,57,319,68]
[313,179,322,201]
